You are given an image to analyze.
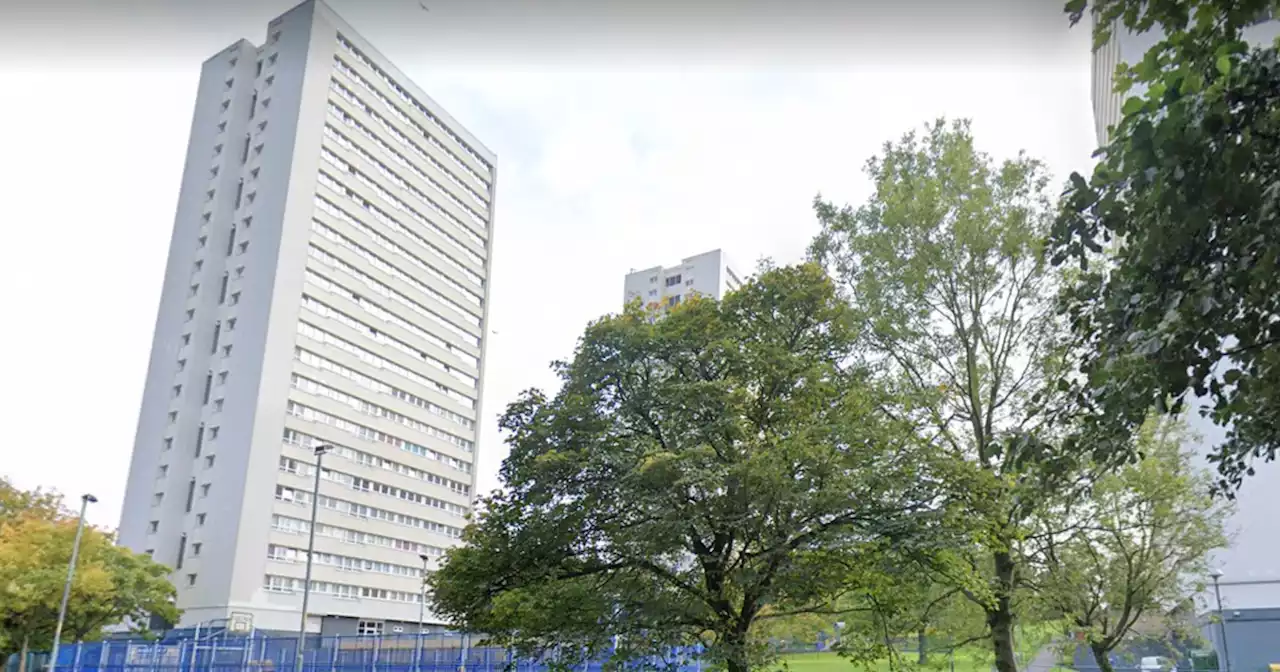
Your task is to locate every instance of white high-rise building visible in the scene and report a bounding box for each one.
[623,249,744,311]
[117,0,496,636]
[1090,16,1280,669]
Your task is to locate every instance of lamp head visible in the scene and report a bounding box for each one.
[314,444,333,456]
[1210,568,1225,580]
[82,494,98,504]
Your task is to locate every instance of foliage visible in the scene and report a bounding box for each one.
[810,118,1087,672]
[0,481,180,660]
[1054,0,1280,492]
[0,477,64,527]
[430,265,943,672]
[1024,418,1231,672]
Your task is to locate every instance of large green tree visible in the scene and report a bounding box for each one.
[0,481,180,669]
[810,119,1088,672]
[1025,418,1231,672]
[430,264,942,672]
[1054,0,1280,491]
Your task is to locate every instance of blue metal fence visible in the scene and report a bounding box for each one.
[26,634,706,672]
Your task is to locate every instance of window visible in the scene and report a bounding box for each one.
[217,121,226,133]
[158,464,169,477]
[211,321,221,354]
[649,276,657,283]
[249,92,258,120]
[230,292,241,306]
[152,493,163,505]
[213,399,224,412]
[217,371,229,384]
[172,385,182,398]
[196,513,207,526]
[224,78,234,90]
[193,260,203,272]
[194,422,205,457]
[202,372,213,404]
[233,179,244,208]
[181,333,191,346]
[192,543,202,557]
[167,411,178,424]
[237,241,249,255]
[255,60,263,76]
[357,621,384,637]
[148,521,159,533]
[218,273,229,304]
[205,455,216,468]
[176,534,187,570]
[189,284,199,297]
[185,309,195,322]
[235,265,245,278]
[185,479,196,513]
[240,135,251,164]
[213,144,223,156]
[186,573,197,587]
[667,295,681,307]
[665,274,682,287]
[177,359,186,372]
[227,318,237,330]
[144,549,154,557]
[226,226,237,256]
[209,426,220,440]
[162,438,173,452]
[197,235,207,248]
[223,345,234,357]
[200,483,211,498]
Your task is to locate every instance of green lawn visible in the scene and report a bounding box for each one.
[771,623,1066,672]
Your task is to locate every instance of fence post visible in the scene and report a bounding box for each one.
[328,636,337,672]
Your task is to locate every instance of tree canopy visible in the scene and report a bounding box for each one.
[430,264,944,672]
[0,478,180,665]
[810,118,1088,672]
[1055,0,1280,491]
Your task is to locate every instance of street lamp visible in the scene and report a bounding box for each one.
[418,554,430,631]
[49,494,97,672]
[295,444,332,672]
[1210,568,1231,672]
[417,554,430,671]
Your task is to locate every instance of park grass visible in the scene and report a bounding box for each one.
[771,622,1068,672]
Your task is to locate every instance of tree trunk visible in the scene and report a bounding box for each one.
[918,628,929,664]
[17,634,29,672]
[987,550,1019,672]
[1090,643,1115,672]
[723,621,752,672]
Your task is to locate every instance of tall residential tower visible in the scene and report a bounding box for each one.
[118,0,496,636]
[623,249,744,311]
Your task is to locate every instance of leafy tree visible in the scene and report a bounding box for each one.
[1024,418,1231,672]
[1054,0,1280,491]
[0,486,180,670]
[0,477,63,526]
[430,264,943,672]
[810,119,1089,672]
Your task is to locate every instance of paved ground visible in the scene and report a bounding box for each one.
[1026,645,1062,672]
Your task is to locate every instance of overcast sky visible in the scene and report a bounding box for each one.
[0,0,1097,527]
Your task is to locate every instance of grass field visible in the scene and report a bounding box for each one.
[769,623,1066,672]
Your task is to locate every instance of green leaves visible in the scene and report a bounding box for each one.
[0,485,179,653]
[433,265,938,672]
[1054,0,1280,492]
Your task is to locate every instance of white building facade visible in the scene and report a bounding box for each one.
[117,0,496,637]
[1091,16,1280,671]
[623,249,744,311]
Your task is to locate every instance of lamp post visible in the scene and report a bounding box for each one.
[1210,568,1231,672]
[49,494,96,672]
[295,444,332,672]
[416,554,429,671]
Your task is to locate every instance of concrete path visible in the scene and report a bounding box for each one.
[1026,645,1062,672]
